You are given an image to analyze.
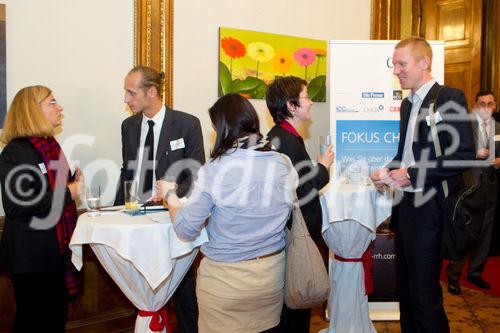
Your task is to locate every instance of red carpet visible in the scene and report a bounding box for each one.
[440,256,500,297]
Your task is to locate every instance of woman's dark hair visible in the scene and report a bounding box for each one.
[209,93,260,159]
[265,76,307,124]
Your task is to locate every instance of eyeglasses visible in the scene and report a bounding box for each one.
[477,101,496,108]
[299,96,311,100]
[40,100,59,107]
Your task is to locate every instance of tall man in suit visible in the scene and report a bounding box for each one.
[115,66,205,333]
[371,37,475,332]
[446,90,500,295]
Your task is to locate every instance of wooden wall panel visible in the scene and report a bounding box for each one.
[424,0,482,107]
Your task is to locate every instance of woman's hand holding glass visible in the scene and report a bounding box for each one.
[68,166,85,200]
[318,145,335,169]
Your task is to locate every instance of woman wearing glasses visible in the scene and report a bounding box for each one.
[266,76,335,332]
[0,86,84,332]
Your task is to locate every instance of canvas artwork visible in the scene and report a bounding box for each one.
[219,27,327,102]
[0,4,5,128]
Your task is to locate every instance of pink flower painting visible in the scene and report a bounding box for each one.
[294,47,316,80]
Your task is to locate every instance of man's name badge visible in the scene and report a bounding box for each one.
[425,111,443,126]
[170,138,185,151]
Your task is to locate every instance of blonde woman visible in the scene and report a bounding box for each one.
[0,86,84,332]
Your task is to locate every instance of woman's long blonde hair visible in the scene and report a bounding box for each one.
[1,85,55,146]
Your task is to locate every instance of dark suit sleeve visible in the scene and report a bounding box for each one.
[0,141,72,219]
[114,121,129,205]
[408,88,475,187]
[176,116,205,198]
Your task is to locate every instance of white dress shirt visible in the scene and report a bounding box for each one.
[401,78,436,192]
[134,105,166,195]
[475,113,492,150]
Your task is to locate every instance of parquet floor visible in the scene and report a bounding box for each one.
[310,282,500,332]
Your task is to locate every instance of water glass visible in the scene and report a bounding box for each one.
[319,135,332,155]
[124,180,139,211]
[86,186,101,217]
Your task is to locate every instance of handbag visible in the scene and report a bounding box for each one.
[427,88,483,260]
[283,158,330,309]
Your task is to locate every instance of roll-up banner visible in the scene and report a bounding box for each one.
[330,40,444,184]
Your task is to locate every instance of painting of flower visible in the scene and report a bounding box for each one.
[272,49,293,75]
[219,27,327,102]
[313,48,327,77]
[247,42,275,79]
[294,48,316,80]
[221,37,246,77]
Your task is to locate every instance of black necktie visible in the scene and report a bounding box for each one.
[139,120,155,201]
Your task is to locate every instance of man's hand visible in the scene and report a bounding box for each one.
[476,148,490,159]
[491,158,500,169]
[371,168,392,192]
[388,168,411,188]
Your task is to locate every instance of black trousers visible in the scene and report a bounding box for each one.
[395,193,449,333]
[277,306,311,333]
[172,264,198,333]
[11,272,68,333]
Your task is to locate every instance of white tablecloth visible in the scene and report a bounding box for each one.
[320,184,391,333]
[69,211,208,333]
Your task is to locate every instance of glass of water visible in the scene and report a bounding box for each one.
[86,186,101,217]
[319,135,332,155]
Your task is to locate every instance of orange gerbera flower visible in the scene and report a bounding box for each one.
[272,49,293,74]
[221,37,246,59]
[313,48,327,58]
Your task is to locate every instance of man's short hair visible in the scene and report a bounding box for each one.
[475,89,496,102]
[395,36,433,71]
[128,65,165,96]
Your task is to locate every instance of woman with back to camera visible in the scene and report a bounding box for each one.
[266,76,335,332]
[0,86,84,332]
[156,93,296,332]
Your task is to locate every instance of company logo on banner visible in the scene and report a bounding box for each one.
[362,92,385,98]
[392,90,403,100]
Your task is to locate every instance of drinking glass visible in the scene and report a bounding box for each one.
[124,180,139,211]
[86,186,101,217]
[319,135,332,155]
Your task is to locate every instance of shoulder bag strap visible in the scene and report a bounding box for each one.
[427,85,449,197]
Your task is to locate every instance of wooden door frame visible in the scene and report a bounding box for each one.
[481,0,500,100]
[134,0,174,107]
[371,0,402,39]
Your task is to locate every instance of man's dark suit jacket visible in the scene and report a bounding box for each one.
[463,116,500,188]
[267,125,329,243]
[114,107,205,205]
[389,83,475,229]
[0,138,74,273]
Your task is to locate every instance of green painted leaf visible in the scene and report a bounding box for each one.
[219,61,233,96]
[232,76,264,92]
[309,75,326,102]
[253,80,267,99]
